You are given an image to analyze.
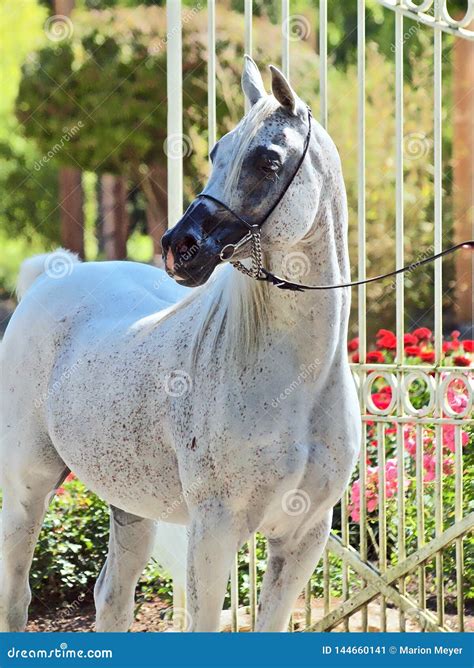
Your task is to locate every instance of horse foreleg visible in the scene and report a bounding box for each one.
[255,511,332,632]
[94,507,156,632]
[186,507,243,632]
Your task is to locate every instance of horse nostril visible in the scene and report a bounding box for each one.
[174,234,200,264]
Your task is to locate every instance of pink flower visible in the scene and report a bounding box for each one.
[442,425,469,453]
[423,454,436,482]
[447,383,469,413]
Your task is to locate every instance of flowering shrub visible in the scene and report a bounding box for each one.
[348,327,474,367]
[345,328,473,606]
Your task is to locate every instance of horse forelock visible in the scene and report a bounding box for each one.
[223,96,280,204]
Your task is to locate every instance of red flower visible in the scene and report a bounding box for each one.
[451,330,461,339]
[348,337,359,352]
[420,350,435,363]
[367,350,385,363]
[404,333,418,346]
[453,355,471,367]
[405,345,421,357]
[413,327,432,341]
[65,472,76,482]
[377,333,397,350]
[443,341,453,353]
[462,340,474,353]
[372,391,391,410]
[351,352,360,363]
[376,329,394,339]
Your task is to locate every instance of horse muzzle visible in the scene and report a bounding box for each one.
[161,198,252,287]
[160,201,222,287]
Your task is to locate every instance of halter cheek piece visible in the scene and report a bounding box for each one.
[196,107,474,291]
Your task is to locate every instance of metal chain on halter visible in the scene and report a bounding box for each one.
[230,229,263,279]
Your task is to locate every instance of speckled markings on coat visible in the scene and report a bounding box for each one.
[0,57,360,633]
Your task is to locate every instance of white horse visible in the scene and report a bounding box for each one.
[0,57,360,632]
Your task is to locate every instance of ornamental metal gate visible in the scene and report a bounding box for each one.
[165,0,474,632]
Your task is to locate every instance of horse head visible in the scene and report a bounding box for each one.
[162,56,335,288]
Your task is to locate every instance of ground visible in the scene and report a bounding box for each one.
[26,596,473,633]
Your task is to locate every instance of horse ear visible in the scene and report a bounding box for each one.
[242,55,266,106]
[269,65,296,114]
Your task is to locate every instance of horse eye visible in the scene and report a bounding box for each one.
[260,157,281,173]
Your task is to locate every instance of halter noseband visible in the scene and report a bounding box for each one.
[195,107,474,291]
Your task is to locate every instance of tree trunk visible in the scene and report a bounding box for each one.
[58,167,85,259]
[452,31,473,331]
[141,163,168,265]
[54,0,75,13]
[54,0,85,258]
[101,174,129,260]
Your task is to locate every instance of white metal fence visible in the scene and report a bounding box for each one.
[165,0,473,632]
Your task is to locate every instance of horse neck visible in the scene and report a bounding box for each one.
[262,195,351,369]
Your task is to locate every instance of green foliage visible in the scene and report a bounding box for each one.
[0,0,60,264]
[30,479,109,603]
[13,5,455,328]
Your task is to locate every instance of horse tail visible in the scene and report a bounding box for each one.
[16,249,81,300]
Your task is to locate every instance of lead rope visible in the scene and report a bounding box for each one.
[230,237,474,292]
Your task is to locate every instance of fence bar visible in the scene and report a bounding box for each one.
[319,0,328,128]
[230,555,239,632]
[415,424,426,618]
[166,0,183,228]
[281,0,290,78]
[244,0,252,113]
[377,423,387,631]
[207,0,216,150]
[454,425,464,631]
[245,0,252,54]
[359,423,368,631]
[323,549,330,615]
[248,533,257,630]
[435,423,444,626]
[304,581,312,629]
[433,1,443,362]
[395,5,404,364]
[357,0,366,365]
[396,421,406,631]
[341,488,350,631]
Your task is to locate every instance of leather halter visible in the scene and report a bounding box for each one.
[195,107,474,291]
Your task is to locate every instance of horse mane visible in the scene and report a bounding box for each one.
[157,263,270,369]
[157,98,280,367]
[223,95,279,205]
